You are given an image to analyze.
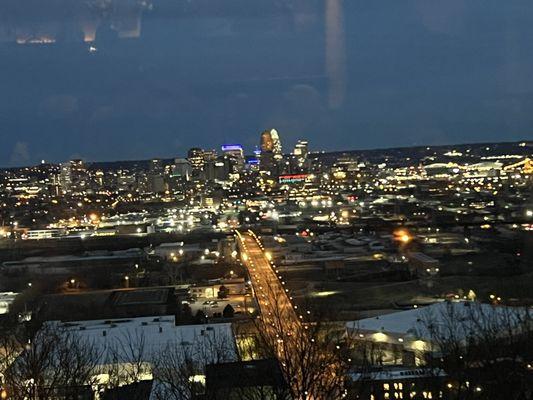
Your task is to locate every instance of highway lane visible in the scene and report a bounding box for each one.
[237,230,340,400]
[236,231,302,338]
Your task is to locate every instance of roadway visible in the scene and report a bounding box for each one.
[237,230,348,399]
[236,231,302,338]
[236,231,311,396]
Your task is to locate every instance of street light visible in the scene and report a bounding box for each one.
[394,229,412,243]
[400,234,411,243]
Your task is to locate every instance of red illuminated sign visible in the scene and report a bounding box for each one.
[278,174,308,184]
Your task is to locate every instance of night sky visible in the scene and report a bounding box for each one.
[1,0,532,167]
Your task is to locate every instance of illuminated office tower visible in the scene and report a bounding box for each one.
[187,148,205,179]
[202,150,217,181]
[59,159,87,194]
[221,144,245,172]
[59,163,72,192]
[271,129,283,160]
[214,156,232,181]
[292,140,309,172]
[260,129,282,156]
[260,130,274,152]
[294,140,308,160]
[260,129,283,174]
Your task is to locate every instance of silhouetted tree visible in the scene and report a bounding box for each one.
[1,323,101,400]
[420,302,533,400]
[151,329,237,400]
[223,304,235,318]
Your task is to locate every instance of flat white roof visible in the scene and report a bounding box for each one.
[347,301,527,340]
[0,292,19,300]
[47,316,237,365]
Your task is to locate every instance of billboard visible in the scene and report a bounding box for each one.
[279,174,308,184]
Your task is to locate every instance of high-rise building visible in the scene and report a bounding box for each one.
[149,158,163,173]
[187,148,219,181]
[59,163,72,192]
[260,129,282,159]
[172,158,192,181]
[260,129,283,175]
[294,140,308,159]
[270,129,283,160]
[59,159,87,194]
[214,156,232,181]
[261,130,274,153]
[146,158,166,194]
[221,144,245,172]
[202,150,218,181]
[293,140,309,171]
[187,148,205,179]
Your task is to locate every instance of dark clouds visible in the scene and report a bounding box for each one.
[1,0,532,166]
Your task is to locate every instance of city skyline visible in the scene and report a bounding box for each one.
[3,135,531,169]
[0,128,531,399]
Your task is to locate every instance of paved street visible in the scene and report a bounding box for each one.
[237,231,302,336]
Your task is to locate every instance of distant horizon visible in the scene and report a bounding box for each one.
[2,137,530,169]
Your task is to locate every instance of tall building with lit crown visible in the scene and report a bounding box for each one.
[260,129,283,174]
[271,129,283,160]
[260,129,282,157]
[260,130,274,153]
